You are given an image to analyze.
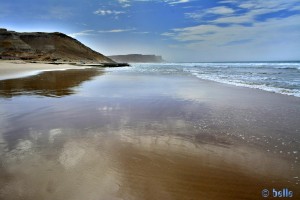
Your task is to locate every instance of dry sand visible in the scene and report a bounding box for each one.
[0,60,90,80]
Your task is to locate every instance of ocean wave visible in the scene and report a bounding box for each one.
[129,63,300,98]
[191,73,300,97]
[275,66,300,70]
[183,62,300,70]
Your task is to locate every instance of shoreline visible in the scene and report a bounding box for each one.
[1,61,299,99]
[0,60,130,81]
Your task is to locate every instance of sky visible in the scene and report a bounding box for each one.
[1,0,300,62]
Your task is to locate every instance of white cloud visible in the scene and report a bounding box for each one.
[121,0,190,6]
[133,31,149,34]
[238,3,254,9]
[68,30,94,38]
[169,14,300,43]
[234,0,298,10]
[186,0,299,24]
[161,14,300,61]
[122,4,131,7]
[219,0,237,4]
[98,28,135,33]
[166,0,190,5]
[184,11,202,20]
[163,0,300,61]
[212,14,252,24]
[94,9,125,16]
[161,32,175,37]
[118,0,131,7]
[291,5,300,11]
[186,6,234,20]
[207,6,235,15]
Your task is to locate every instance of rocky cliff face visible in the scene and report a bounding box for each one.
[109,54,164,63]
[0,28,114,63]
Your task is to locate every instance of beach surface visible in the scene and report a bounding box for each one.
[0,60,90,80]
[0,63,299,199]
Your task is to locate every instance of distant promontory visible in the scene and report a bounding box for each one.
[0,28,114,63]
[109,54,164,63]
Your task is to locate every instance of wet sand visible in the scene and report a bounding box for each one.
[0,68,299,199]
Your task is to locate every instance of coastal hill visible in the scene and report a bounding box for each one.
[0,28,114,63]
[109,54,164,63]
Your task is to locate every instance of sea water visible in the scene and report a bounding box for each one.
[121,62,300,97]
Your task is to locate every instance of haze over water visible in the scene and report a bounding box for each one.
[0,64,299,199]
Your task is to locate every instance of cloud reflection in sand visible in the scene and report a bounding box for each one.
[0,125,297,200]
[0,69,299,199]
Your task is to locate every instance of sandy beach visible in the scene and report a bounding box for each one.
[0,60,91,80]
[0,63,299,199]
[2,0,299,198]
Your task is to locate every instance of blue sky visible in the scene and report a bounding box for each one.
[1,0,300,62]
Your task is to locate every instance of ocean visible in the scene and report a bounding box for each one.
[119,62,300,97]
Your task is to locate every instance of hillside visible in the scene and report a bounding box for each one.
[0,28,114,63]
[109,54,164,63]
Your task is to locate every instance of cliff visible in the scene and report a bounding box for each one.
[109,54,164,63]
[0,28,114,63]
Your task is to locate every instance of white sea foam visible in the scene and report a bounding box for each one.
[193,73,300,97]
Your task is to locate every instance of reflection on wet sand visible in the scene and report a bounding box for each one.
[0,127,298,200]
[0,68,102,98]
[0,70,299,199]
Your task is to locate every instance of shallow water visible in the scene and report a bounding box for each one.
[0,67,299,199]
